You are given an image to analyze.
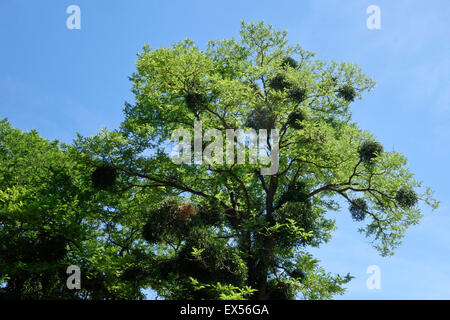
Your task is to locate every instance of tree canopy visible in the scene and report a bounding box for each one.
[0,21,438,300]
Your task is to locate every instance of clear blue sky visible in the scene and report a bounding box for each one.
[1,0,449,299]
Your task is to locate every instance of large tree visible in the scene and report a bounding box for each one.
[0,120,148,299]
[0,119,95,299]
[2,21,437,300]
[73,21,437,300]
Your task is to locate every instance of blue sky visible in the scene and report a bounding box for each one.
[1,0,449,299]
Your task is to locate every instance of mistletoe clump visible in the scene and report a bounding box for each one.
[349,198,368,221]
[278,181,309,205]
[120,266,148,283]
[395,187,418,209]
[265,285,291,300]
[287,110,306,129]
[245,106,276,130]
[184,91,207,113]
[281,56,298,70]
[142,198,190,243]
[289,268,306,281]
[268,74,290,92]
[179,203,197,219]
[196,201,226,227]
[91,165,117,190]
[174,228,248,287]
[358,140,383,163]
[266,280,296,300]
[287,86,307,104]
[336,85,357,102]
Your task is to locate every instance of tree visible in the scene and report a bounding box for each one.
[0,119,83,299]
[72,21,438,300]
[3,21,437,300]
[0,120,148,299]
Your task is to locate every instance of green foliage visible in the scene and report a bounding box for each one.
[195,201,226,226]
[0,119,148,300]
[188,278,256,300]
[176,227,248,287]
[274,201,335,248]
[0,119,102,299]
[294,252,353,300]
[1,21,439,300]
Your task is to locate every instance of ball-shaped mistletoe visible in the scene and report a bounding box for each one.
[358,141,383,163]
[184,91,206,112]
[280,181,309,204]
[266,281,295,300]
[291,182,309,201]
[245,106,275,130]
[349,198,367,221]
[179,203,197,220]
[91,165,117,190]
[287,86,307,104]
[395,187,418,209]
[281,56,298,69]
[142,198,189,243]
[287,110,306,129]
[120,266,146,282]
[142,220,160,244]
[176,228,247,286]
[290,269,306,280]
[196,201,225,226]
[337,85,356,102]
[268,74,290,91]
